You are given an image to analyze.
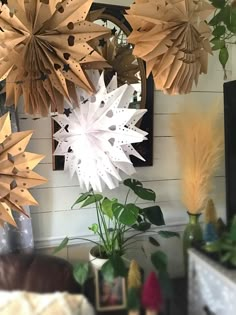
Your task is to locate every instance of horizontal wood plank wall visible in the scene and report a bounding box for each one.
[18,44,231,277]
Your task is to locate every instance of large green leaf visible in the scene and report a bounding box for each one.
[203,240,221,253]
[81,194,103,208]
[219,46,229,69]
[71,192,92,209]
[143,206,165,226]
[132,221,151,231]
[211,39,225,50]
[158,231,180,239]
[73,262,89,286]
[113,203,139,226]
[101,255,127,282]
[123,179,156,201]
[53,237,69,254]
[101,198,114,219]
[149,236,160,247]
[209,10,224,26]
[212,25,226,37]
[151,250,168,272]
[89,223,99,234]
[210,0,225,8]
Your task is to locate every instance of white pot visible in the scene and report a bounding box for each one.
[89,246,108,270]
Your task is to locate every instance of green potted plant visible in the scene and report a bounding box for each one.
[55,178,179,281]
[208,0,236,77]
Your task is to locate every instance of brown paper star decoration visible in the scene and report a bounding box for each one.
[97,35,140,86]
[126,0,213,95]
[0,0,110,116]
[0,112,47,227]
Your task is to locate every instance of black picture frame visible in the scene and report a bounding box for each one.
[52,3,154,170]
[224,80,236,223]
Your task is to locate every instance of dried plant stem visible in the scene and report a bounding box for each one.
[171,104,224,214]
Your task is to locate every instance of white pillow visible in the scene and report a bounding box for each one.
[0,290,94,315]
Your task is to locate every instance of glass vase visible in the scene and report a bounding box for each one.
[183,212,203,267]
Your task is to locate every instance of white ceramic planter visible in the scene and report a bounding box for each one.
[89,246,108,270]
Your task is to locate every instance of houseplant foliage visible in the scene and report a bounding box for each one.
[55,178,179,281]
[209,0,236,76]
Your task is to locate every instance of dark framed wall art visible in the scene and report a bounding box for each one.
[52,3,154,171]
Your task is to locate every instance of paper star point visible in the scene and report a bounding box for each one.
[0,112,47,227]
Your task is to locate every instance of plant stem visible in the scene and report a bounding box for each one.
[68,237,101,247]
[124,189,131,205]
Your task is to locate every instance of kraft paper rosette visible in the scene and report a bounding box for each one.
[0,113,47,227]
[0,0,110,116]
[126,0,213,95]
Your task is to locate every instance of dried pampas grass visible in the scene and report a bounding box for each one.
[171,104,224,214]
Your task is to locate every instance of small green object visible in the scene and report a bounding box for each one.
[101,255,127,282]
[183,212,203,266]
[143,205,165,226]
[149,236,160,247]
[88,223,99,233]
[151,250,168,272]
[212,25,226,37]
[73,262,89,286]
[127,288,140,311]
[158,231,180,238]
[219,47,229,69]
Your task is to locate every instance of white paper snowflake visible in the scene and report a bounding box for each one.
[53,72,148,191]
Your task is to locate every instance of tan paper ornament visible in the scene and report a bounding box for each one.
[97,35,140,86]
[0,113,47,227]
[126,0,213,95]
[0,0,110,116]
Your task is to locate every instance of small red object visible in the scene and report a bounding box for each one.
[141,272,163,311]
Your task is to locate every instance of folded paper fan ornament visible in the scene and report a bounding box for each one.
[97,35,140,86]
[0,113,47,227]
[126,0,213,95]
[53,71,147,191]
[0,0,110,116]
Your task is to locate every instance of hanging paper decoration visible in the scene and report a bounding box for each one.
[53,71,147,192]
[0,0,110,116]
[0,113,47,227]
[126,0,213,95]
[97,35,140,86]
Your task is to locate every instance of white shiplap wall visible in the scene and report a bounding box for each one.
[17,1,233,276]
[19,52,229,247]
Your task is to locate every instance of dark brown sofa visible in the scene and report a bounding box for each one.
[0,253,81,293]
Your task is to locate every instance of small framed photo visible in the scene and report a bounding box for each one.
[95,270,126,311]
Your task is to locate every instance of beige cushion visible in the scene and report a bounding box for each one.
[0,291,94,315]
